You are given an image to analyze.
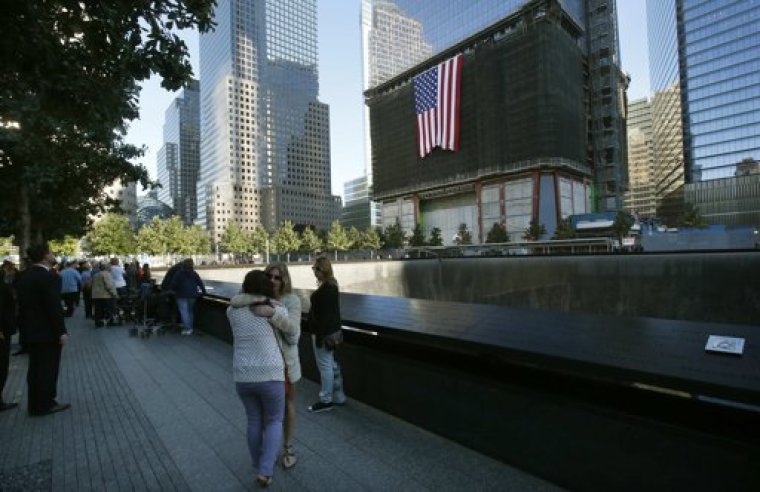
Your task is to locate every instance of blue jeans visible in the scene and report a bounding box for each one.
[312,335,346,404]
[236,381,285,476]
[176,297,196,332]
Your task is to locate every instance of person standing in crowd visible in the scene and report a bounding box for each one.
[60,261,82,317]
[110,258,127,297]
[140,263,153,297]
[91,262,118,328]
[307,256,347,413]
[79,262,94,319]
[15,243,70,416]
[255,263,302,469]
[169,259,206,336]
[0,263,18,411]
[227,270,287,488]
[11,258,28,356]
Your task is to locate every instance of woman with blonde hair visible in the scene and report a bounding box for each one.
[307,256,346,413]
[255,263,303,469]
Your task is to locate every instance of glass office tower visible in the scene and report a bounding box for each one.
[157,80,200,225]
[625,98,656,216]
[682,0,760,181]
[647,0,760,223]
[198,0,339,243]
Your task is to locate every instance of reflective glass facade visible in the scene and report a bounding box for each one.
[647,0,687,217]
[198,0,338,241]
[625,98,656,216]
[157,80,200,225]
[682,0,760,181]
[362,0,586,91]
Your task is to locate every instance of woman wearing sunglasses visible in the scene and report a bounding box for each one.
[261,263,302,470]
[307,256,347,413]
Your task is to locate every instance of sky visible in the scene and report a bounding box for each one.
[124,1,650,200]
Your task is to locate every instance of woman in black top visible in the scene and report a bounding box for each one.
[307,257,346,413]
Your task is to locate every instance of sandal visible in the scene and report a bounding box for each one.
[255,475,272,488]
[281,444,297,470]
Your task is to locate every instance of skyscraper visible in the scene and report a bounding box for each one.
[197,0,340,243]
[625,98,656,216]
[647,0,760,221]
[157,79,200,225]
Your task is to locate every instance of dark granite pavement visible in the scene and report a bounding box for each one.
[0,309,561,491]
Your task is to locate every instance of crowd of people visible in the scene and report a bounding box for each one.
[0,244,347,488]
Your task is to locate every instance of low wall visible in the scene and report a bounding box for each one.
[197,252,760,325]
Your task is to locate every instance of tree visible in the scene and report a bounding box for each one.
[454,223,472,245]
[611,211,634,241]
[428,227,443,247]
[136,217,167,255]
[0,1,216,253]
[409,224,426,247]
[360,227,383,258]
[0,236,14,256]
[326,221,350,261]
[219,221,251,259]
[84,214,135,256]
[347,226,363,250]
[300,227,323,262]
[522,219,546,241]
[49,236,80,257]
[162,216,188,255]
[180,225,211,255]
[485,223,509,243]
[384,220,405,249]
[680,202,708,228]
[250,225,270,261]
[273,221,301,262]
[552,218,576,240]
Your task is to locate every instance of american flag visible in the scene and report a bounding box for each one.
[413,53,463,159]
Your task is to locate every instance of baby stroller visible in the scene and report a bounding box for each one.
[129,283,166,338]
[117,289,140,323]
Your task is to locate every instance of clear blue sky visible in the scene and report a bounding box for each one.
[125,1,650,199]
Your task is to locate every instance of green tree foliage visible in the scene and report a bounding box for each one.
[273,221,301,262]
[219,221,252,257]
[347,226,363,250]
[522,219,546,241]
[0,236,14,256]
[49,236,80,256]
[552,218,576,240]
[136,217,167,255]
[384,220,405,249]
[409,223,426,247]
[162,216,188,255]
[485,223,509,243]
[250,225,270,258]
[360,227,383,256]
[0,1,216,252]
[611,211,634,241]
[326,221,350,261]
[84,214,135,255]
[679,202,708,228]
[300,227,322,261]
[179,225,211,255]
[428,227,443,246]
[455,223,472,245]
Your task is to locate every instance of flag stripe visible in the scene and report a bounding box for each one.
[413,53,463,158]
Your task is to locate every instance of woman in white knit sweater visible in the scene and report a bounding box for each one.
[227,270,288,488]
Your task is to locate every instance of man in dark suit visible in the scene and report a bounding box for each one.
[16,243,70,416]
[0,266,18,411]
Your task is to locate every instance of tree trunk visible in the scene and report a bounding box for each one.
[18,184,32,256]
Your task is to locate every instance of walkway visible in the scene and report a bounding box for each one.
[0,310,560,491]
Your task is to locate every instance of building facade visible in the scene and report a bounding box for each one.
[625,98,656,216]
[157,79,200,225]
[197,0,340,243]
[340,176,373,230]
[647,0,760,223]
[362,0,627,244]
[366,1,594,245]
[93,180,138,228]
[136,190,174,229]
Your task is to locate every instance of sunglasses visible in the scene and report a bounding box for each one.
[266,273,282,281]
